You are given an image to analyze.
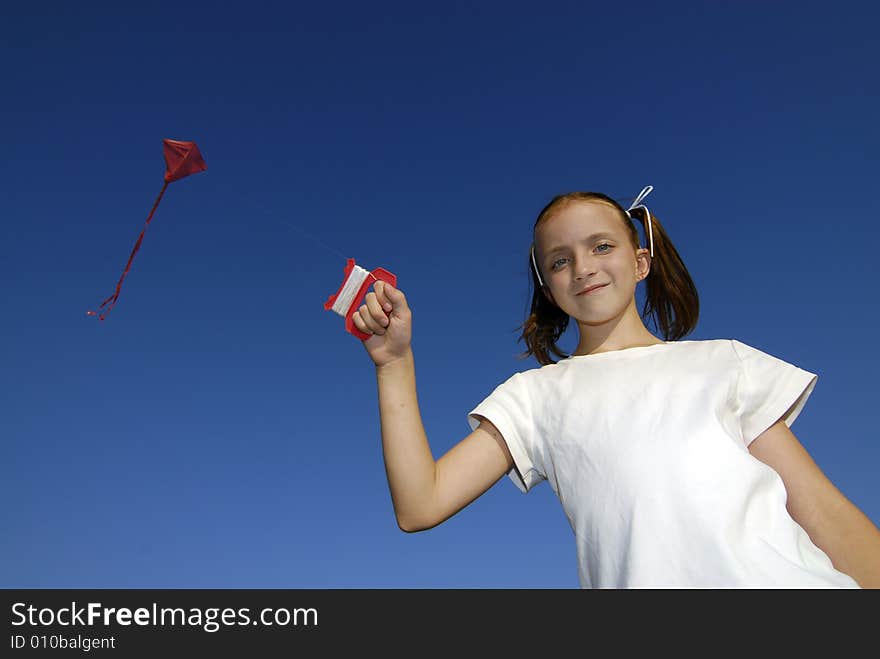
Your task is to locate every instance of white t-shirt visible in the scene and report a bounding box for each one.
[467,339,860,588]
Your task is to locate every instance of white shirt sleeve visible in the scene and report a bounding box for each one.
[731,339,818,447]
[467,372,546,493]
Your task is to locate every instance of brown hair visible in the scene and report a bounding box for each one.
[518,191,699,365]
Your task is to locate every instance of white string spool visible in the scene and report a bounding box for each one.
[329,264,373,316]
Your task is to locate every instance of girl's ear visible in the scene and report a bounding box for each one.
[636,248,651,281]
[542,285,557,306]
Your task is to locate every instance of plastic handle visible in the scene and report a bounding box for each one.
[324,259,397,341]
[346,267,397,340]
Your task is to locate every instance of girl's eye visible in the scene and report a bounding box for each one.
[550,244,613,270]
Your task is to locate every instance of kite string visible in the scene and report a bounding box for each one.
[241,194,351,262]
[285,221,349,262]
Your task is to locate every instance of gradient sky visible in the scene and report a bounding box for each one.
[2,1,878,588]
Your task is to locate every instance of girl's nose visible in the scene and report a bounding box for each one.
[573,254,596,280]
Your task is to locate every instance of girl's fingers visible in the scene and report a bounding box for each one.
[374,281,394,313]
[352,311,372,335]
[380,281,408,313]
[357,303,385,335]
[365,291,389,327]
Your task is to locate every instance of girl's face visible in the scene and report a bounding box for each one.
[535,200,650,324]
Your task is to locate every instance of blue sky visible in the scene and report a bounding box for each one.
[2,1,878,588]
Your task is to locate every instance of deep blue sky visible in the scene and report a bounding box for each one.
[2,1,878,588]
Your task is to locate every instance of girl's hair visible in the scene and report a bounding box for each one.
[518,191,699,366]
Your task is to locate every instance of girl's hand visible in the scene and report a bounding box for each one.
[353,281,412,368]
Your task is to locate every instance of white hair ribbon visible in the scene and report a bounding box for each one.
[530,242,545,289]
[626,185,654,259]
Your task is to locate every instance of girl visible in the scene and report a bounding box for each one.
[352,186,880,588]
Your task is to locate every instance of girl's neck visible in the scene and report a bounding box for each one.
[572,336,665,357]
[573,313,664,357]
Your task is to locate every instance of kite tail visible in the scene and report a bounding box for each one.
[87,180,170,321]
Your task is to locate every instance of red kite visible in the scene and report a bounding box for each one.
[88,139,207,321]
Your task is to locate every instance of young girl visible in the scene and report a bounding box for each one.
[352,186,880,588]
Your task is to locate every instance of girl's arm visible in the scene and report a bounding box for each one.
[355,282,514,532]
[749,419,880,588]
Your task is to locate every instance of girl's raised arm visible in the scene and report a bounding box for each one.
[355,282,514,532]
